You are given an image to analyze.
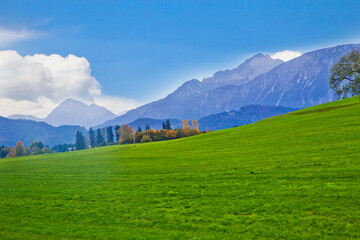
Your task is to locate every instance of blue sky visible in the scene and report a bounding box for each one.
[0,0,359,116]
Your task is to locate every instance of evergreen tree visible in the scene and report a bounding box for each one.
[165,119,172,130]
[115,125,120,142]
[89,128,96,148]
[75,131,86,150]
[38,141,44,150]
[30,140,42,155]
[145,124,150,131]
[137,126,142,133]
[162,122,166,129]
[107,126,114,143]
[96,129,105,146]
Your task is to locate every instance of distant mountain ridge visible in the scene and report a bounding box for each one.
[9,99,117,129]
[97,43,359,128]
[97,53,283,128]
[8,114,43,122]
[0,117,86,147]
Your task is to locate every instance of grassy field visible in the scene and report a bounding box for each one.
[1,97,360,239]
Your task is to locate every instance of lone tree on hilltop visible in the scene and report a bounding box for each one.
[330,48,360,99]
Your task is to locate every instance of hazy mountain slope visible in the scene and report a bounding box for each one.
[7,114,44,122]
[98,53,283,127]
[198,105,297,131]
[0,117,86,147]
[7,99,117,129]
[45,99,117,128]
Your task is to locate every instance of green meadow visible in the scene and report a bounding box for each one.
[1,97,360,239]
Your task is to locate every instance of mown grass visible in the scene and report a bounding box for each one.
[1,97,360,239]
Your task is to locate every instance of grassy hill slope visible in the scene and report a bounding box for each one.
[0,97,360,239]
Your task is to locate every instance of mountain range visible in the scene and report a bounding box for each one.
[0,117,86,147]
[6,43,360,133]
[97,43,359,128]
[8,99,117,129]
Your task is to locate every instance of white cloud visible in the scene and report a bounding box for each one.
[271,50,302,62]
[0,27,40,46]
[0,50,139,117]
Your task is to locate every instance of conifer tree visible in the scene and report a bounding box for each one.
[75,131,86,150]
[115,125,120,142]
[145,124,150,131]
[165,119,171,130]
[107,126,114,143]
[89,128,96,148]
[137,126,142,132]
[96,129,105,146]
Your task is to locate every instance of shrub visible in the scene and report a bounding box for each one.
[141,135,153,143]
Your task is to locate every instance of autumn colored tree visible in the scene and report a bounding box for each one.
[7,147,16,158]
[133,131,144,143]
[146,129,155,140]
[117,124,135,143]
[166,130,177,139]
[15,141,26,157]
[182,119,190,130]
[191,119,199,130]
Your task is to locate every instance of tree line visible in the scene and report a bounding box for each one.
[0,140,51,158]
[76,119,209,150]
[1,119,209,158]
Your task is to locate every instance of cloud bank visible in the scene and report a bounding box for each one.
[0,50,139,117]
[271,50,302,62]
[0,27,40,46]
